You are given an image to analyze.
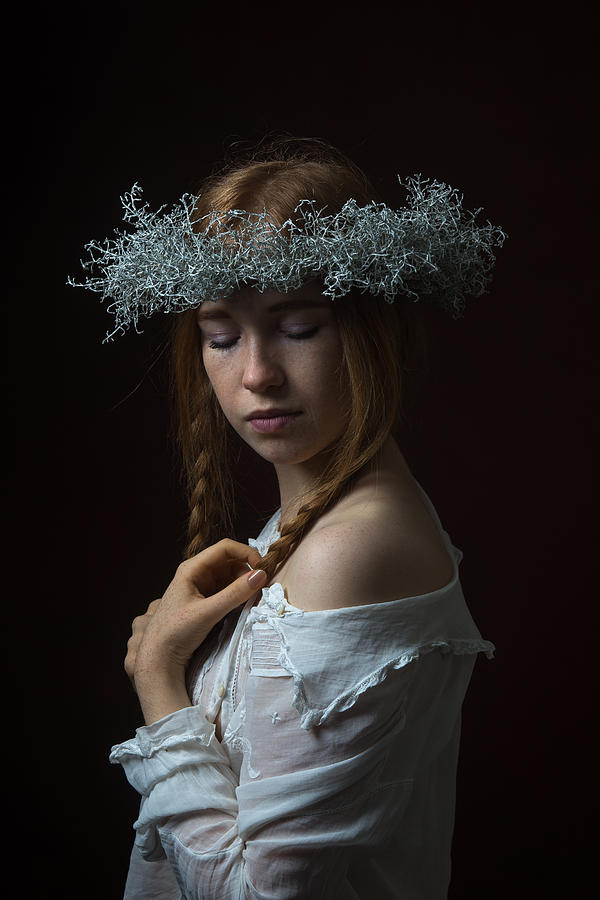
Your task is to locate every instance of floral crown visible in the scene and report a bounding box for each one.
[68,174,507,341]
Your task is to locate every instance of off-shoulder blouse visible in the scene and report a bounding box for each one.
[110,481,495,899]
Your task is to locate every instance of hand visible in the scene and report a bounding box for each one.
[125,597,161,692]
[125,539,267,724]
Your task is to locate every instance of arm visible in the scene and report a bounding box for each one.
[112,527,481,898]
[111,634,430,900]
[125,540,267,726]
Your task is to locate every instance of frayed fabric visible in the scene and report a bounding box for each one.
[109,481,496,897]
[68,176,507,341]
[243,582,495,731]
[242,487,495,731]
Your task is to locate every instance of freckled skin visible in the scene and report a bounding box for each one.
[131,285,457,733]
[198,283,352,519]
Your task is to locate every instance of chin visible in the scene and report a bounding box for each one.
[253,445,313,466]
[245,437,323,467]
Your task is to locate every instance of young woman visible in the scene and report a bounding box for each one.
[76,138,504,898]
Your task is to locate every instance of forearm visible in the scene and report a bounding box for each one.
[134,662,192,726]
[111,704,356,898]
[110,698,401,900]
[111,653,417,898]
[123,539,266,726]
[110,705,240,866]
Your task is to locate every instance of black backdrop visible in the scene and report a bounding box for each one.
[5,3,595,897]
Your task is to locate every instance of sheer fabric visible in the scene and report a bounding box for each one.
[111,482,494,899]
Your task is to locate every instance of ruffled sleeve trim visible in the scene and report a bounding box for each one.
[109,704,215,761]
[242,584,495,730]
[249,612,495,730]
[244,496,495,730]
[291,637,495,729]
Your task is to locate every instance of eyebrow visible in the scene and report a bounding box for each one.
[196,297,331,321]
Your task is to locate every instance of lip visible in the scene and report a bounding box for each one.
[249,412,301,433]
[246,408,300,420]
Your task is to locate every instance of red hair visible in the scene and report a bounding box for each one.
[170,137,424,579]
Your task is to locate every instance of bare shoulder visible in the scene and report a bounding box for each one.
[281,488,456,613]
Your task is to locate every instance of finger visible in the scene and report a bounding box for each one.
[230,558,263,581]
[205,557,262,595]
[201,566,267,622]
[131,614,147,634]
[131,600,161,634]
[181,540,263,584]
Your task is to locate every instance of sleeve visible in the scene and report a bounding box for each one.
[122,839,182,900]
[110,630,471,900]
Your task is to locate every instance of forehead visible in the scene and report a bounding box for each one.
[196,281,332,321]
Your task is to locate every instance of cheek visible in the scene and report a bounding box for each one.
[314,335,345,383]
[202,358,231,405]
[304,341,348,414]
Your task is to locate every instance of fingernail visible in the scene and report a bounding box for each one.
[248,568,267,588]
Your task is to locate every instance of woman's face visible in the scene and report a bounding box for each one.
[197,282,351,467]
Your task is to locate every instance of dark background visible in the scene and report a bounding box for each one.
[5,3,595,897]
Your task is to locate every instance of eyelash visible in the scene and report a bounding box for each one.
[207,326,320,351]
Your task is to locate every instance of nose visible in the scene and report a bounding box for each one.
[241,339,285,392]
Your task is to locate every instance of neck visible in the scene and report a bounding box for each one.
[274,447,336,526]
[274,434,406,526]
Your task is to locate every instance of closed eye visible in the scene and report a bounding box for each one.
[208,326,320,351]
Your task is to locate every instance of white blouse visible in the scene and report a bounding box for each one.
[110,482,495,899]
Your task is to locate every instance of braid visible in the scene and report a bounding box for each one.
[257,484,341,582]
[184,401,235,560]
[171,310,235,561]
[257,430,388,583]
[256,295,409,584]
[168,146,425,581]
[185,442,212,558]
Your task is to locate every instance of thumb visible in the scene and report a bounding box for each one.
[207,566,267,620]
